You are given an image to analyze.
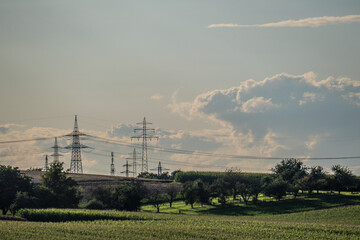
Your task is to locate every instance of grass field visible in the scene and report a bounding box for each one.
[1,205,359,239]
[1,193,359,239]
[141,193,360,216]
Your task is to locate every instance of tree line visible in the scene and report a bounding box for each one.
[178,159,359,209]
[1,159,359,215]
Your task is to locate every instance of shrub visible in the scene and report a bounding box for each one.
[85,199,105,210]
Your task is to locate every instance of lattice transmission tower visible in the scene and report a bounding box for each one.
[121,160,133,177]
[50,137,62,163]
[131,117,158,173]
[44,155,49,172]
[65,115,91,173]
[126,148,140,177]
[151,162,169,176]
[110,152,115,176]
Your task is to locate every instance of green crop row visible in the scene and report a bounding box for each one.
[18,208,153,222]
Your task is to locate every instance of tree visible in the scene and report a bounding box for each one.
[194,179,210,206]
[263,178,288,201]
[148,189,165,213]
[41,162,82,208]
[0,165,33,215]
[272,159,306,197]
[210,178,229,206]
[90,181,145,211]
[223,168,242,200]
[10,192,37,216]
[165,185,179,207]
[299,166,327,195]
[182,181,197,208]
[331,165,356,194]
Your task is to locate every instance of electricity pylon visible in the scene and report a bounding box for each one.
[151,161,169,176]
[131,117,158,173]
[50,137,62,163]
[44,155,49,172]
[65,115,91,173]
[126,148,140,177]
[110,152,115,176]
[121,160,133,177]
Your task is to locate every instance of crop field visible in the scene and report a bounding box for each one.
[1,205,360,240]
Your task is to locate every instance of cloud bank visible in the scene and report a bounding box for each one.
[168,72,360,171]
[208,15,360,28]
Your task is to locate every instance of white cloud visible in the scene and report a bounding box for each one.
[343,92,360,106]
[150,94,164,100]
[208,15,360,28]
[299,92,324,106]
[240,97,281,113]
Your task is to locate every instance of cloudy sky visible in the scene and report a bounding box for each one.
[1,0,360,175]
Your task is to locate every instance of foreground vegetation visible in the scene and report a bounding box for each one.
[1,206,359,239]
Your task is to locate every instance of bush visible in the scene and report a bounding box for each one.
[90,181,146,211]
[85,199,105,210]
[18,208,149,222]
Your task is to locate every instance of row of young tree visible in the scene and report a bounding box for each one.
[180,159,359,208]
[0,162,81,215]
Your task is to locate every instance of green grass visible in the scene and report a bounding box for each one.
[141,193,360,216]
[1,206,360,239]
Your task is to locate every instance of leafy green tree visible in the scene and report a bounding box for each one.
[223,168,242,200]
[331,165,356,194]
[0,165,33,215]
[148,189,166,213]
[263,178,288,201]
[9,191,37,216]
[165,185,179,207]
[138,171,171,180]
[272,159,306,197]
[41,162,82,208]
[210,178,230,206]
[110,182,145,211]
[299,166,327,195]
[90,181,145,211]
[182,181,197,208]
[194,179,210,206]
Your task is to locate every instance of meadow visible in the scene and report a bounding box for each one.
[0,205,359,239]
[1,194,360,240]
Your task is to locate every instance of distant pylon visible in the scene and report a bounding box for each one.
[126,148,140,177]
[50,137,62,163]
[110,152,115,176]
[151,161,169,176]
[121,160,133,177]
[131,117,158,173]
[44,155,49,172]
[65,115,91,173]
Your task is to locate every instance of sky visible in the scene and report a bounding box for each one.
[0,0,360,175]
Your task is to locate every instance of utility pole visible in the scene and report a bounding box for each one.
[65,115,91,173]
[110,152,115,176]
[44,155,49,172]
[50,137,62,163]
[131,117,158,173]
[121,160,133,177]
[151,161,169,176]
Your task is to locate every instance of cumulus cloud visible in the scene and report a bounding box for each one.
[169,72,360,174]
[240,97,281,113]
[150,94,164,100]
[299,92,324,106]
[170,72,360,137]
[207,14,360,28]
